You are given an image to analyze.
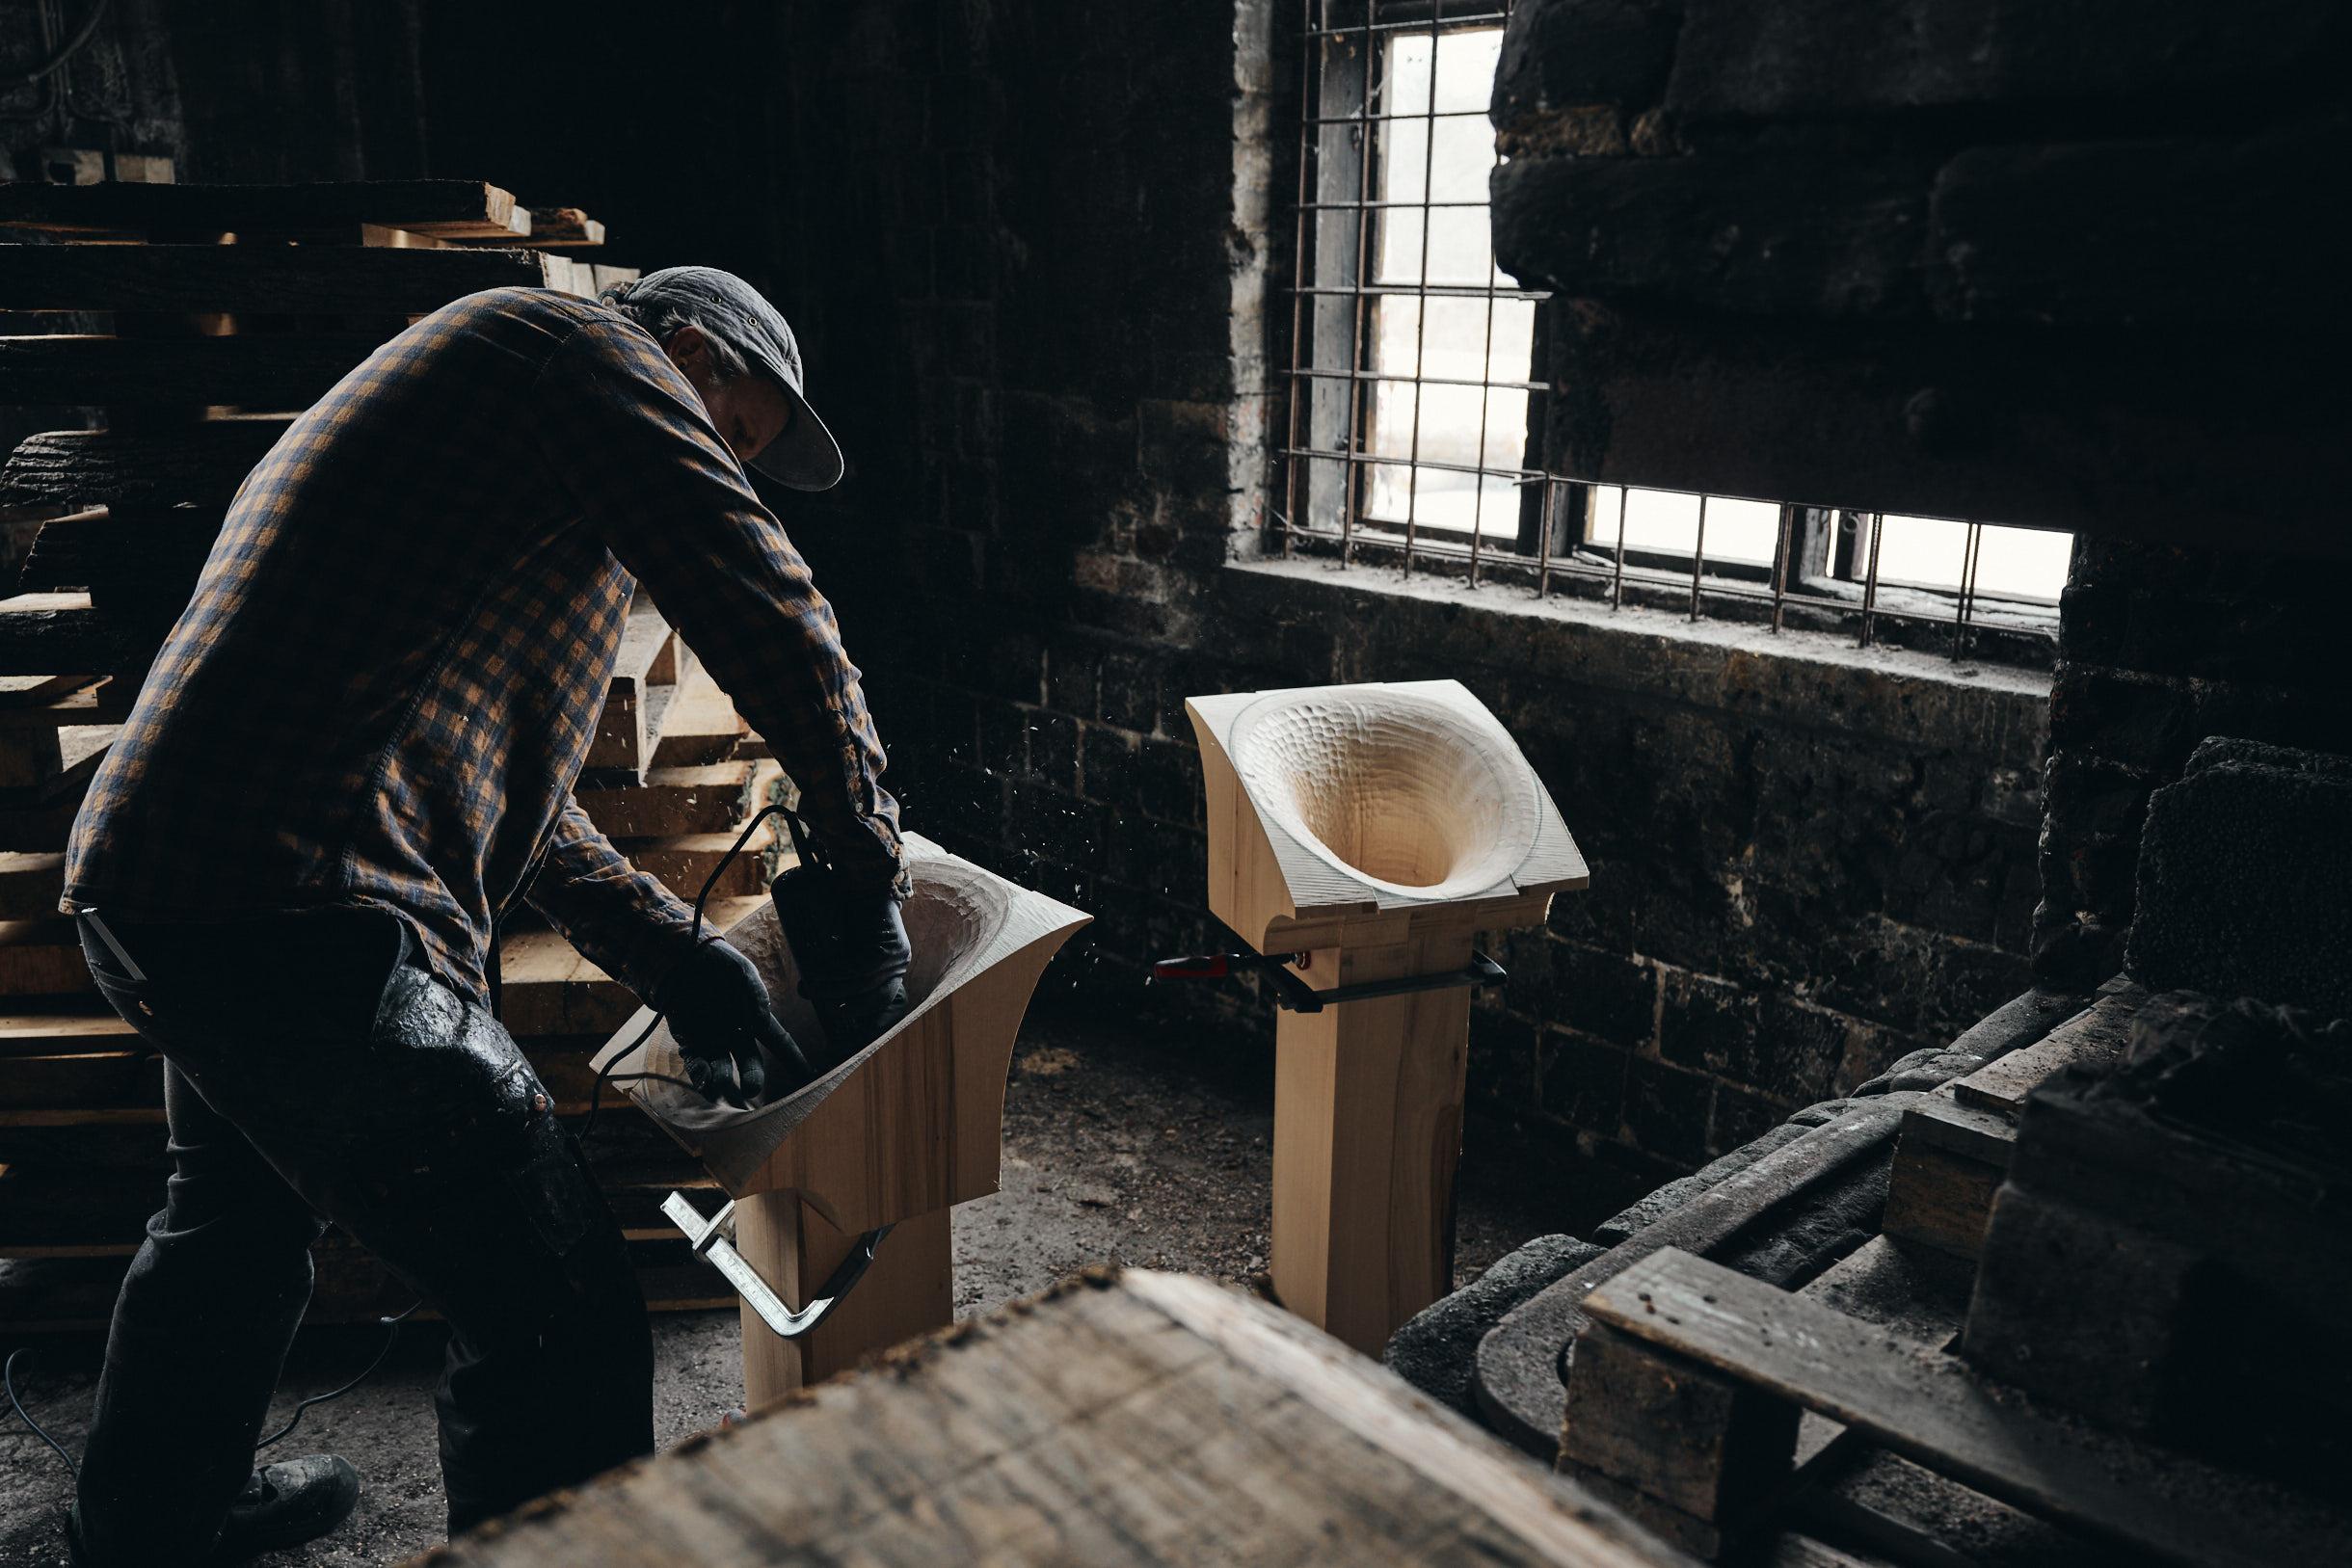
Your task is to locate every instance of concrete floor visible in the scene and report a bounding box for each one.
[0,999,1637,1566]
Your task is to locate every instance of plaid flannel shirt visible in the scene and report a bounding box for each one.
[64,286,906,1009]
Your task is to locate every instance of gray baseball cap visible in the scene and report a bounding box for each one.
[600,265,846,492]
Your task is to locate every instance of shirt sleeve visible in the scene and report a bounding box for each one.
[524,796,703,997]
[527,316,909,900]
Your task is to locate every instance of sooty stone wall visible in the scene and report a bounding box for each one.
[748,1,2051,1186]
[2034,539,2352,990]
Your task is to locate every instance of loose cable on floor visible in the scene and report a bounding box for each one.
[254,1302,420,1452]
[5,1347,79,1482]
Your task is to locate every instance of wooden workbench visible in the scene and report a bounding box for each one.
[415,1269,1688,1568]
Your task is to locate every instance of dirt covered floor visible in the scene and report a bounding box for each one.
[0,998,1642,1566]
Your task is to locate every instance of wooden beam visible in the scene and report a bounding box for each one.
[1880,1087,2013,1258]
[0,244,557,314]
[1950,985,2142,1120]
[0,179,526,239]
[0,333,388,410]
[0,852,66,920]
[17,511,220,595]
[0,420,289,513]
[734,1196,954,1403]
[0,592,153,680]
[582,607,679,776]
[575,760,772,839]
[1583,1248,2352,1568]
[518,207,607,249]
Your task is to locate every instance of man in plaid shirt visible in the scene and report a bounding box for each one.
[60,269,907,1562]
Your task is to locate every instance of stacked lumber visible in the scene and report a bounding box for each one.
[0,178,787,1329]
[1880,977,2144,1260]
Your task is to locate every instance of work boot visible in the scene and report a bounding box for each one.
[218,1454,362,1560]
[68,1453,362,1565]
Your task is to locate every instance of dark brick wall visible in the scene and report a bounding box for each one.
[735,1,2051,1186]
[2033,539,2352,988]
[16,0,2056,1184]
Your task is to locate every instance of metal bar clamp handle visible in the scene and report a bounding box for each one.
[662,1191,894,1342]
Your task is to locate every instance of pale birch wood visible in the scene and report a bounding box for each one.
[1187,679,1586,953]
[735,1198,954,1403]
[1189,680,1584,1352]
[1272,926,1475,1354]
[594,836,1087,1401]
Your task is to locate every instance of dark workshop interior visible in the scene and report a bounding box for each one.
[2,1,2347,1565]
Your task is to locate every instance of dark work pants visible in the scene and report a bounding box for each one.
[72,906,653,1564]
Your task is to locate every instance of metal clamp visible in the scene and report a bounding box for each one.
[1149,946,1507,1014]
[663,1192,893,1341]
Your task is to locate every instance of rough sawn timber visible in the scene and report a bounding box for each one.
[1583,1248,2352,1568]
[417,1268,1693,1568]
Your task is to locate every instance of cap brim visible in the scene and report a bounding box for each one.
[749,384,845,492]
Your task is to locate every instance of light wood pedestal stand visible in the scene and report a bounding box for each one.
[595,835,1089,1405]
[1189,681,1587,1356]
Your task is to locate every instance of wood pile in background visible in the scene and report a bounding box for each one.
[0,177,775,1328]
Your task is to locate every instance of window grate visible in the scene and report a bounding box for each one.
[1272,0,2069,661]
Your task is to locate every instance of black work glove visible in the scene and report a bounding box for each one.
[653,938,813,1107]
[771,865,914,1074]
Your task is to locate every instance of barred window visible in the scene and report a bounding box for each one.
[1275,0,2071,659]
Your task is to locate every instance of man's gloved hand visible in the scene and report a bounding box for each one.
[653,938,813,1107]
[771,866,914,1074]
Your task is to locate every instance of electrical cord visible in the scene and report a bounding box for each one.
[6,1347,78,1482]
[254,1302,419,1451]
[579,801,794,1145]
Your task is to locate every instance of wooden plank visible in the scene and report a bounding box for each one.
[498,898,767,1039]
[0,726,109,804]
[1952,988,2143,1120]
[1583,1249,2351,1568]
[575,760,768,839]
[0,244,557,314]
[0,179,524,238]
[496,926,644,1041]
[0,675,100,709]
[0,332,388,410]
[18,509,220,594]
[1272,926,1476,1356]
[735,1194,953,1401]
[0,419,289,512]
[1477,1100,1911,1455]
[582,610,678,774]
[619,824,780,902]
[419,1268,1689,1567]
[0,851,66,920]
[0,917,93,997]
[0,1005,136,1058]
[1882,1086,2018,1258]
[652,659,749,768]
[1562,1321,1801,1533]
[0,729,64,791]
[517,207,606,249]
[0,1047,161,1110]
